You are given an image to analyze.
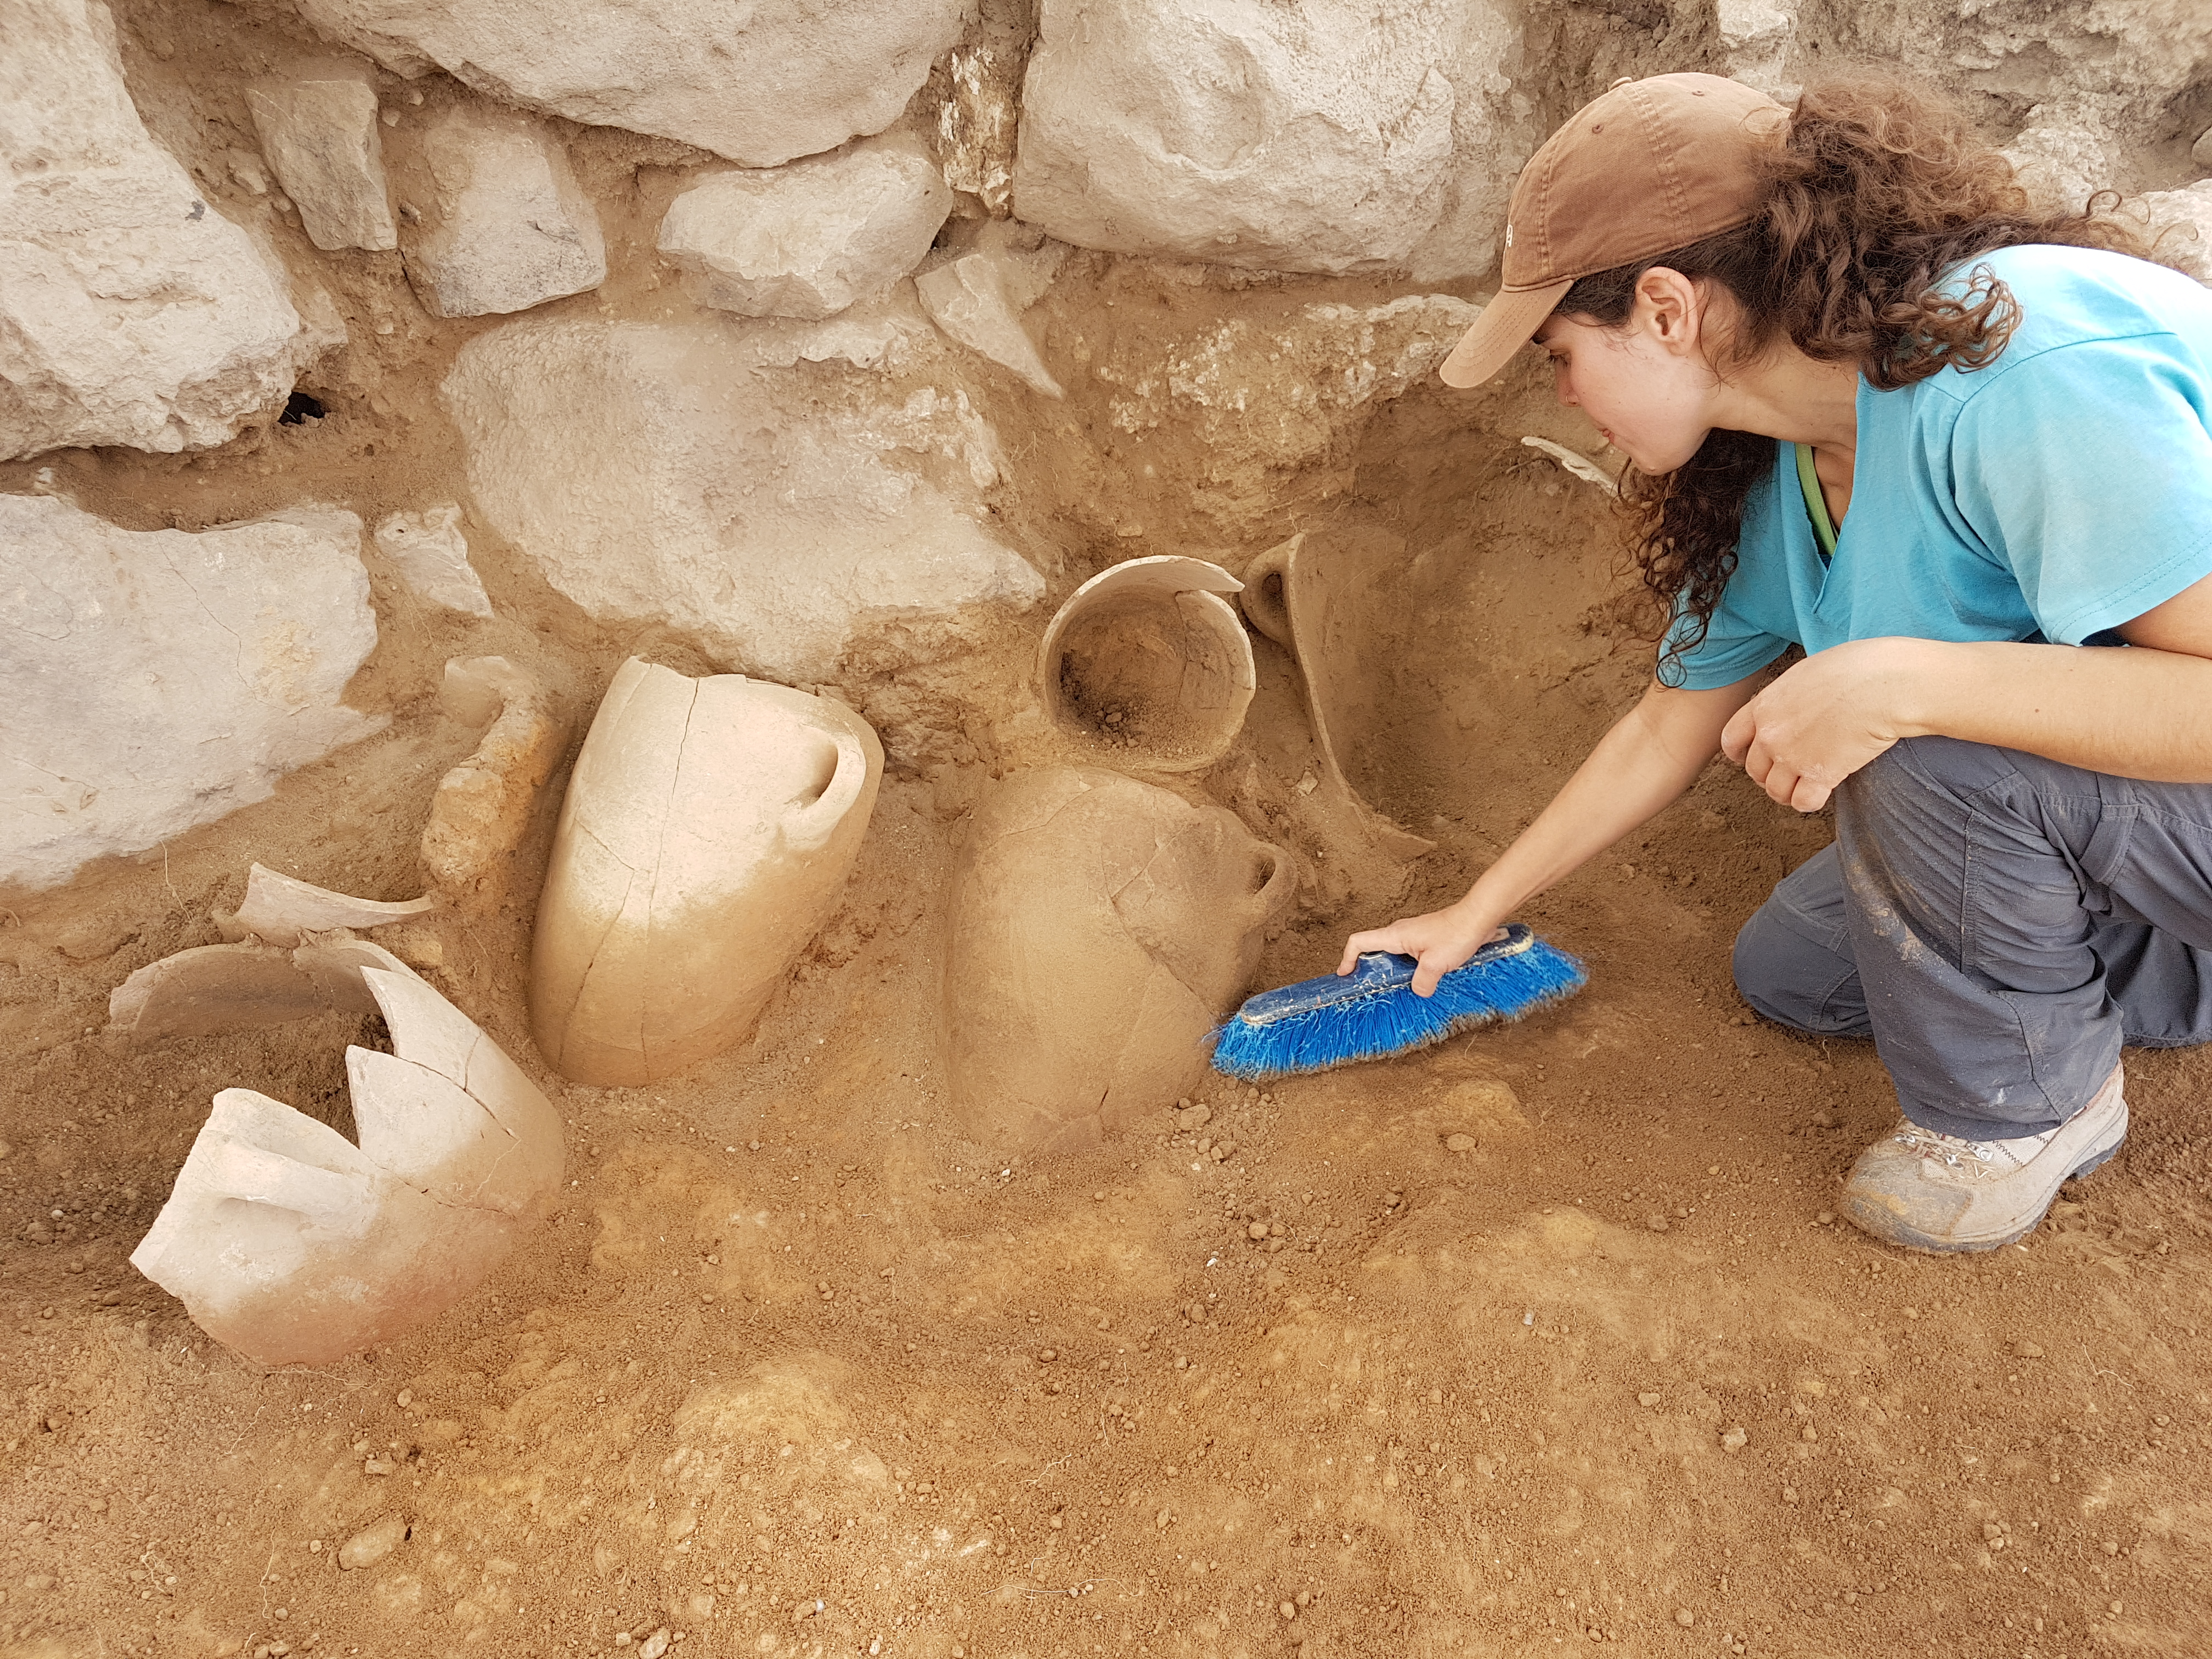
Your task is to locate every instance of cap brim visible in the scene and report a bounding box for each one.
[1437,279,1573,388]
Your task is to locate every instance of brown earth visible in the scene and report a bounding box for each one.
[2,5,2210,1658]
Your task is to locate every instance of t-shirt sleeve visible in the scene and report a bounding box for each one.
[1949,335,2212,644]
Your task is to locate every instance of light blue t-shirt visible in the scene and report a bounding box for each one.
[1666,244,2212,690]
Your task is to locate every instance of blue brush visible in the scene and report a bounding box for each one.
[1210,923,1587,1081]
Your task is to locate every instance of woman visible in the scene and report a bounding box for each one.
[1340,72,2212,1254]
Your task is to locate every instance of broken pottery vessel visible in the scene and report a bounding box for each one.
[129,951,565,1368]
[420,656,567,910]
[1240,529,1435,862]
[945,766,1294,1153]
[1038,556,1255,773]
[531,658,883,1086]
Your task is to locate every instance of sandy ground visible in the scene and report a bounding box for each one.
[3,5,2211,1656]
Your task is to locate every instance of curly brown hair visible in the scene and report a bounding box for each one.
[1556,76,2148,683]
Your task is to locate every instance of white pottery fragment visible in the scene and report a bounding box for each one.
[531,659,883,1086]
[292,0,970,168]
[0,0,324,459]
[397,103,605,319]
[246,75,398,252]
[373,503,493,617]
[130,960,564,1367]
[0,496,382,893]
[657,137,952,320]
[1038,556,1254,772]
[219,864,437,946]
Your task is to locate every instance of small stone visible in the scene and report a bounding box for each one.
[1720,1427,1748,1453]
[1903,1307,1919,1321]
[1801,1425,1818,1442]
[1444,1133,1477,1153]
[1675,1608,1696,1627]
[1637,1392,1661,1408]
[1279,1600,1296,1620]
[639,1630,672,1659]
[2193,126,2212,172]
[336,1513,407,1570]
[1646,1215,1670,1233]
[2016,1340,2045,1358]
[1815,1211,1835,1226]
[1248,1222,1269,1241]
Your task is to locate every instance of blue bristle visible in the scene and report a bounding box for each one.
[1209,934,1587,1081]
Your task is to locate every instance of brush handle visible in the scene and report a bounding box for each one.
[1236,923,1534,1027]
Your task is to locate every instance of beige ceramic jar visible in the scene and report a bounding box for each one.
[945,765,1294,1153]
[530,657,883,1085]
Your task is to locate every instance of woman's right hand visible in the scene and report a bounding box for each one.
[1336,905,1510,997]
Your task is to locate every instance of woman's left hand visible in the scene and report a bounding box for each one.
[1721,637,1923,811]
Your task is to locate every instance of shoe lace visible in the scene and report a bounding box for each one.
[1893,1125,1999,1170]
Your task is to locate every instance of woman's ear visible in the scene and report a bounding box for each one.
[1633,267,1707,357]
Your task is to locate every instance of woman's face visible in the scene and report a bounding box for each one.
[1532,276,1720,473]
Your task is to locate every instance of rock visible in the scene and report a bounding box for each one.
[372,503,493,617]
[917,234,1065,396]
[0,0,324,460]
[935,43,1022,213]
[1012,0,1522,280]
[396,103,605,319]
[1717,0,1796,97]
[246,74,397,251]
[293,0,970,167]
[2138,180,2212,285]
[129,956,565,1367]
[441,316,1043,682]
[0,497,382,893]
[2001,102,2128,215]
[1720,1427,1748,1453]
[1675,1608,1696,1628]
[1443,1133,1477,1153]
[337,1513,408,1569]
[420,657,565,908]
[2196,126,2212,173]
[656,136,951,320]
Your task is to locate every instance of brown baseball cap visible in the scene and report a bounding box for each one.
[1438,73,1788,389]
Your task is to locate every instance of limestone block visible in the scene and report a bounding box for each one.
[2001,101,2128,215]
[0,0,321,460]
[531,659,882,1086]
[420,656,566,907]
[246,76,397,252]
[946,766,1294,1154]
[373,503,493,617]
[1036,556,1252,769]
[293,0,970,167]
[657,137,952,320]
[441,317,1043,682]
[1717,0,1796,98]
[1012,0,1522,280]
[399,104,605,319]
[0,496,382,893]
[130,956,565,1368]
[916,235,1065,396]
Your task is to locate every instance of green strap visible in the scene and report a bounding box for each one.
[1795,441,1838,566]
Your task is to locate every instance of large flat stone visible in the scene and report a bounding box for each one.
[1,0,323,460]
[657,136,951,320]
[1012,0,1522,281]
[441,316,1042,682]
[294,0,970,167]
[1,496,383,892]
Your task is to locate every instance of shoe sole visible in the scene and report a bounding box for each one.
[1841,1130,2127,1256]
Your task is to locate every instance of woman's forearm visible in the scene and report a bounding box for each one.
[1462,680,1749,918]
[1897,638,2212,782]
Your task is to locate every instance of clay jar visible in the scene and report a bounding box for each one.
[1038,555,1255,771]
[531,658,883,1085]
[946,766,1294,1153]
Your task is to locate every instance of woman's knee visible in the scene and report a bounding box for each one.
[1733,857,1870,1037]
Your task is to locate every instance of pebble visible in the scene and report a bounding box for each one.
[1248,1222,1269,1241]
[1675,1609,1696,1627]
[1444,1134,1477,1154]
[1637,1392,1661,1408]
[1646,1216,1669,1233]
[1720,1427,1748,1453]
[1279,1600,1296,1620]
[639,1629,671,1659]
[2016,1340,2045,1358]
[335,1514,408,1571]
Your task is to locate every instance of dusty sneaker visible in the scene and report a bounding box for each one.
[1839,1066,2127,1253]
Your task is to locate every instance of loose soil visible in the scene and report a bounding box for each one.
[2,7,2209,1657]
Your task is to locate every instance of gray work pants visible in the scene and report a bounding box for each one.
[1731,736,2212,1140]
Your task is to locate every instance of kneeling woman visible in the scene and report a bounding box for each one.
[1342,73,2212,1253]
